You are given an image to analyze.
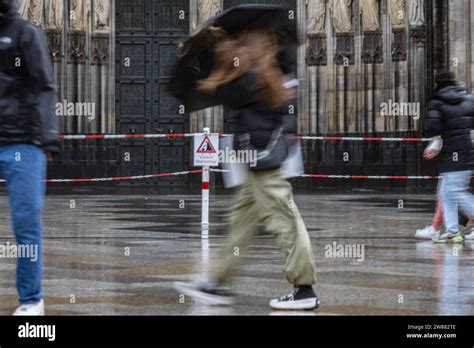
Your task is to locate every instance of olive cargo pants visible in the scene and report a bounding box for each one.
[213,169,317,286]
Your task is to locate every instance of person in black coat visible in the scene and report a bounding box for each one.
[0,0,59,154]
[425,71,474,243]
[175,29,319,310]
[0,0,59,315]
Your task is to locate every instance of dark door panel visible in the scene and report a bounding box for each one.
[116,0,190,189]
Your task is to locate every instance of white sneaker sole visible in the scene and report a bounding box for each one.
[13,305,45,316]
[269,298,320,310]
[433,236,464,244]
[415,231,439,240]
[173,282,234,306]
[13,311,44,316]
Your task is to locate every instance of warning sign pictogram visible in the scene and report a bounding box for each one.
[196,135,217,154]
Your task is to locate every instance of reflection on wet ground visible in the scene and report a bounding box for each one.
[0,193,473,315]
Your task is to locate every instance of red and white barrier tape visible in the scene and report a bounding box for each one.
[293,136,432,142]
[0,170,202,184]
[60,133,223,140]
[210,169,440,180]
[0,167,443,184]
[210,169,439,180]
[208,168,229,173]
[210,169,438,180]
[302,174,439,180]
[60,133,432,143]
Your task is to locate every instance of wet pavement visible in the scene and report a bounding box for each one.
[0,192,473,315]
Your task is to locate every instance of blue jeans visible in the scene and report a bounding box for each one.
[438,170,474,235]
[0,144,46,304]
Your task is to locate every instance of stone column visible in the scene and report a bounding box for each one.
[91,0,113,133]
[38,0,114,136]
[189,0,223,133]
[389,0,409,131]
[66,0,87,133]
[297,0,309,134]
[306,0,329,134]
[447,0,472,91]
[408,0,426,132]
[471,0,474,92]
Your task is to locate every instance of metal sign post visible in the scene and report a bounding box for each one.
[194,127,219,237]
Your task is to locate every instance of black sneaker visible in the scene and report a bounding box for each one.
[270,286,320,310]
[173,281,234,306]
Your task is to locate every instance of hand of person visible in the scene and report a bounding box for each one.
[45,151,54,162]
[423,149,438,160]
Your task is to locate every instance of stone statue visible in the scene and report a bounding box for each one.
[198,0,221,24]
[45,0,64,29]
[16,0,29,19]
[409,0,424,26]
[28,0,44,26]
[307,0,326,34]
[389,0,405,27]
[330,0,353,33]
[69,0,85,30]
[94,0,110,31]
[69,0,83,29]
[360,0,380,31]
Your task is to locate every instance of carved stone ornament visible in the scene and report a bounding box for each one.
[46,29,62,62]
[68,31,86,64]
[392,28,406,61]
[362,31,383,64]
[91,34,109,65]
[306,33,327,66]
[411,26,426,45]
[335,33,355,65]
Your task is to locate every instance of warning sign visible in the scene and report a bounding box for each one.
[197,135,217,154]
[194,133,219,167]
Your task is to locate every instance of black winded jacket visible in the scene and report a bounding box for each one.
[426,84,474,173]
[0,2,59,153]
[215,71,297,150]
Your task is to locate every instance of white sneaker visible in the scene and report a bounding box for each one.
[415,225,440,240]
[13,300,44,316]
[465,230,474,240]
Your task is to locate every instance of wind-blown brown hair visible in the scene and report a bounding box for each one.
[197,27,294,109]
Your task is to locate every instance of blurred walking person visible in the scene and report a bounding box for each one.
[415,197,472,240]
[174,25,319,310]
[416,136,472,240]
[0,0,59,315]
[426,71,474,243]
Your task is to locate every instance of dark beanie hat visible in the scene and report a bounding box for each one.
[0,0,16,18]
[435,71,456,86]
